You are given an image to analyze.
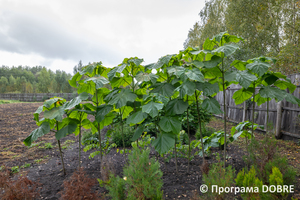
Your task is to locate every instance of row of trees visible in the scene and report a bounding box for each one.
[0,65,80,94]
[185,0,300,75]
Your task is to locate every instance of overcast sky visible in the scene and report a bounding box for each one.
[0,0,205,74]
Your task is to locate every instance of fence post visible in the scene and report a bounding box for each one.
[275,101,283,139]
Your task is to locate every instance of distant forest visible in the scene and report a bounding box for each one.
[0,61,83,93]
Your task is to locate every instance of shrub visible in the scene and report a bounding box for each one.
[111,123,134,147]
[81,131,99,146]
[0,166,40,200]
[59,168,102,200]
[106,148,164,200]
[202,154,235,200]
[195,123,215,139]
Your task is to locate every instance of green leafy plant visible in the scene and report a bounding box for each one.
[34,159,43,164]
[202,153,235,200]
[11,166,19,174]
[20,163,31,169]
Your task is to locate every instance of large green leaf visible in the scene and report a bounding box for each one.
[233,88,254,105]
[120,106,134,119]
[274,80,296,93]
[246,60,271,77]
[224,71,237,82]
[202,98,222,114]
[254,93,268,106]
[212,43,239,57]
[107,64,127,80]
[284,93,300,106]
[203,55,222,68]
[131,125,144,141]
[152,132,175,154]
[110,76,132,88]
[159,116,181,134]
[259,86,286,101]
[230,60,246,71]
[196,82,219,96]
[107,89,137,108]
[68,72,82,88]
[126,111,148,125]
[55,121,77,140]
[33,105,44,122]
[203,37,216,50]
[63,92,89,110]
[191,60,204,68]
[44,107,65,121]
[85,76,109,89]
[78,80,96,95]
[95,105,113,123]
[135,72,158,84]
[150,83,175,98]
[185,68,204,82]
[166,99,189,115]
[167,66,185,78]
[236,71,257,89]
[99,112,116,129]
[141,101,164,118]
[23,122,50,146]
[177,80,196,97]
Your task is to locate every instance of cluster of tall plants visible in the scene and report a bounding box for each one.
[23,32,300,175]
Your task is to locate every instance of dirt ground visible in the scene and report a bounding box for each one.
[1,102,300,199]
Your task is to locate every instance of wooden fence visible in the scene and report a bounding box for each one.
[0,93,77,102]
[214,73,300,141]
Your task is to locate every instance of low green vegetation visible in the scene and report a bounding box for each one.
[20,163,31,169]
[0,100,21,104]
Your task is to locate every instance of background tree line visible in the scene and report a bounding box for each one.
[0,62,84,94]
[184,0,300,75]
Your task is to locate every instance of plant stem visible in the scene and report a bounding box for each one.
[187,96,191,173]
[174,141,178,174]
[221,67,227,168]
[195,91,205,163]
[95,90,103,162]
[251,82,255,142]
[266,98,269,137]
[120,110,126,162]
[79,114,82,168]
[57,139,66,175]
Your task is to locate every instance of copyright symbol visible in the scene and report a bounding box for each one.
[200,184,208,193]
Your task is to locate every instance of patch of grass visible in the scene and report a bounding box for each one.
[38,142,53,149]
[62,140,75,149]
[34,159,43,164]
[20,163,31,169]
[11,166,20,174]
[28,141,44,148]
[0,99,21,104]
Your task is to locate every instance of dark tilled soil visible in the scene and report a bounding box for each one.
[1,103,300,199]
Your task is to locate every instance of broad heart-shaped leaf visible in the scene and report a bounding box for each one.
[107,63,127,80]
[152,132,175,154]
[166,99,189,115]
[107,89,137,109]
[246,60,271,77]
[259,86,286,101]
[120,106,133,119]
[126,111,148,125]
[196,82,219,96]
[159,116,181,134]
[23,121,50,146]
[212,43,239,57]
[254,93,268,106]
[203,55,222,69]
[263,74,279,85]
[135,72,158,84]
[150,83,176,98]
[233,87,254,105]
[176,80,196,97]
[85,76,109,89]
[167,66,185,78]
[110,76,132,88]
[68,72,82,88]
[97,112,116,129]
[34,105,44,122]
[230,60,246,70]
[274,80,296,93]
[203,37,216,50]
[224,71,237,82]
[236,71,258,89]
[141,101,164,118]
[63,92,89,110]
[191,60,204,68]
[131,125,144,141]
[152,54,174,69]
[184,68,204,82]
[78,79,96,95]
[284,93,300,106]
[95,105,113,123]
[202,98,222,114]
[55,121,77,140]
[44,107,65,122]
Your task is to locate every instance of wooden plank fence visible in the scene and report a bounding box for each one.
[0,93,78,102]
[214,73,300,141]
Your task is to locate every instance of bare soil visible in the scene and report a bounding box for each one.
[1,102,300,199]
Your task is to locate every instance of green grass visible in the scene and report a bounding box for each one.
[0,99,21,104]
[20,163,31,169]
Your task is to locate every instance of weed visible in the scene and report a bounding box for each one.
[34,159,43,164]
[38,142,53,149]
[20,163,31,169]
[62,140,75,149]
[11,166,20,174]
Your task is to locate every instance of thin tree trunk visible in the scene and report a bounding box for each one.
[79,119,82,168]
[57,140,66,175]
[121,111,126,162]
[95,90,103,162]
[195,91,205,163]
[221,69,227,168]
[187,96,191,173]
[174,141,178,174]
